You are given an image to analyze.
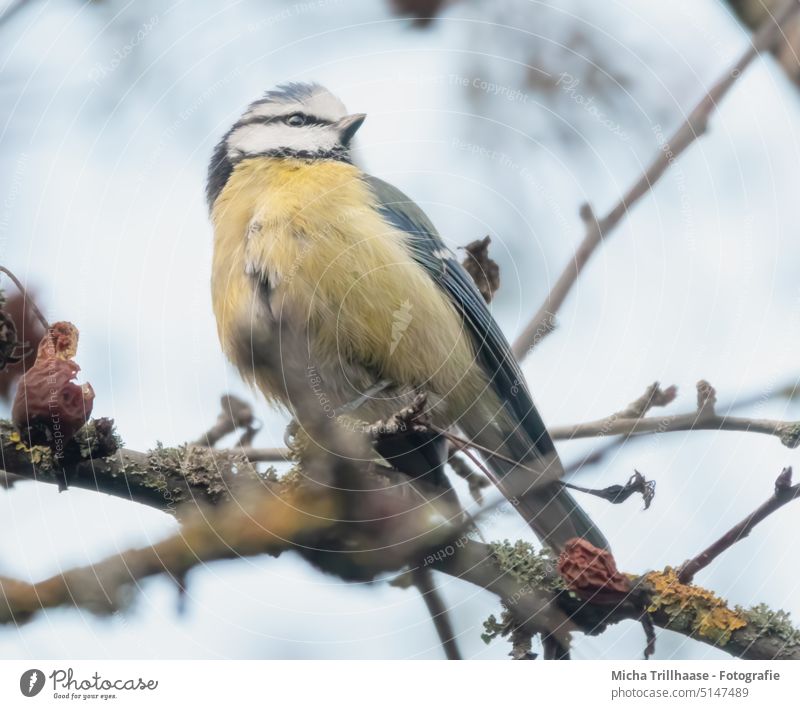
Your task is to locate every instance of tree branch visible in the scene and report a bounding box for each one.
[0,419,271,513]
[2,426,799,659]
[551,406,800,448]
[411,568,463,660]
[192,394,260,448]
[678,467,800,583]
[0,483,335,625]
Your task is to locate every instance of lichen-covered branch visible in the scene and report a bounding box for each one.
[2,431,799,659]
[458,541,800,660]
[643,568,800,660]
[0,419,271,512]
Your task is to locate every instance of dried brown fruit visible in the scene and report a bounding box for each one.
[558,537,631,603]
[11,321,94,453]
[461,236,500,304]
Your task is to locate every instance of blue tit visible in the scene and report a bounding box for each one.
[207,83,607,552]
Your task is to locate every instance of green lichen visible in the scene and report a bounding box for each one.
[645,568,747,646]
[481,540,563,653]
[737,602,800,646]
[489,539,564,591]
[778,422,800,449]
[140,442,192,502]
[482,611,513,644]
[74,419,124,459]
[481,608,536,658]
[278,465,305,493]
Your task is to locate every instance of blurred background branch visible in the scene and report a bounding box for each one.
[726,0,800,85]
[512,0,800,359]
[0,0,32,29]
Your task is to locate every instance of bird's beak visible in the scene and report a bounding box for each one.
[336,113,366,145]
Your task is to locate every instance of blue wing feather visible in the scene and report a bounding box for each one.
[363,174,610,551]
[363,174,554,458]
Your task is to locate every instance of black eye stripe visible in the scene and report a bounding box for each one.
[234,113,333,129]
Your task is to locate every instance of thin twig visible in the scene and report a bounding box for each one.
[511,0,800,359]
[192,394,259,447]
[0,266,49,330]
[446,444,491,504]
[678,467,800,583]
[563,376,800,474]
[550,409,800,448]
[412,568,463,660]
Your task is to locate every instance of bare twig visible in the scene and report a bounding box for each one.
[0,266,49,331]
[563,376,800,474]
[412,568,462,660]
[192,394,259,447]
[511,0,800,359]
[678,467,800,583]
[447,444,491,504]
[550,380,800,449]
[551,407,800,448]
[614,382,678,419]
[697,379,718,416]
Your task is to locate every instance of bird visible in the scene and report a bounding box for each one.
[206,82,607,552]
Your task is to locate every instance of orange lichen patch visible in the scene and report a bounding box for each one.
[645,567,747,645]
[558,537,631,603]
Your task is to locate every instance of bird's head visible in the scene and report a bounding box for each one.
[207,83,365,208]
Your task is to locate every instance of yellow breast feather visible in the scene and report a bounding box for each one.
[211,158,484,415]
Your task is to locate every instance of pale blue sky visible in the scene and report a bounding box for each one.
[1,0,799,659]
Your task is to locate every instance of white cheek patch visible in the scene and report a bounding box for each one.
[227,124,269,158]
[227,123,340,158]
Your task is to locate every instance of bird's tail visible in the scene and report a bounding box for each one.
[459,391,608,553]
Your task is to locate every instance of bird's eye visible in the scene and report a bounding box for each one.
[285,113,306,127]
